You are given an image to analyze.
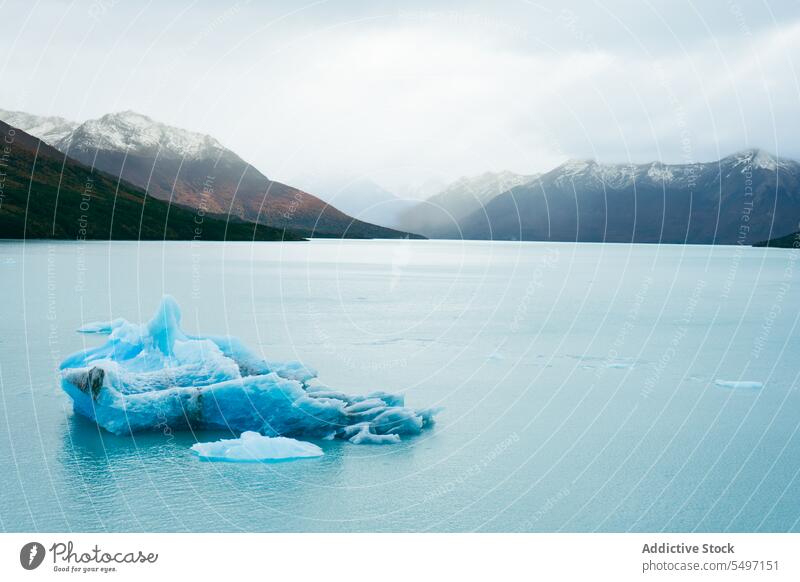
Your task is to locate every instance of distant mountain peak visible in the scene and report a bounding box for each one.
[549,150,794,187]
[396,170,537,236]
[558,159,596,175]
[57,110,229,160]
[104,109,147,119]
[0,108,78,146]
[727,148,780,171]
[449,170,537,192]
[553,158,638,189]
[454,150,800,245]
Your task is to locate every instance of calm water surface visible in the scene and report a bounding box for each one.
[1,239,799,532]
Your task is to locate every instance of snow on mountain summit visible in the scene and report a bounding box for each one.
[56,111,229,160]
[726,148,782,172]
[0,108,78,146]
[645,162,675,182]
[553,158,636,188]
[558,159,595,176]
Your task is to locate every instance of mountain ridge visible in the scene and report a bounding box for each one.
[7,106,796,245]
[397,170,538,238]
[0,120,303,241]
[448,149,800,244]
[0,108,78,146]
[5,109,421,240]
[55,110,231,161]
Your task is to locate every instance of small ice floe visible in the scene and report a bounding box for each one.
[566,354,603,362]
[191,431,323,462]
[605,362,633,369]
[486,348,505,361]
[567,354,636,369]
[714,380,763,390]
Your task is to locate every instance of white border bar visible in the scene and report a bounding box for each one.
[2,533,798,581]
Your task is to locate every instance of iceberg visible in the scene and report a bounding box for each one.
[59,296,439,443]
[191,431,323,462]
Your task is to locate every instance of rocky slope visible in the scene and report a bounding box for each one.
[0,120,301,241]
[452,151,800,244]
[9,110,419,239]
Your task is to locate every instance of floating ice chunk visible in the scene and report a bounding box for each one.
[60,296,439,443]
[372,407,424,434]
[346,423,402,445]
[714,380,763,390]
[191,431,323,462]
[339,422,402,444]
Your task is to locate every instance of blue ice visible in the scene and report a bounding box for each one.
[60,296,439,443]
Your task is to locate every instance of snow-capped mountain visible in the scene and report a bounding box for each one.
[5,106,795,244]
[0,119,298,241]
[549,158,708,191]
[549,149,792,191]
[452,150,800,244]
[726,148,788,173]
[1,108,415,238]
[0,108,78,146]
[55,111,230,161]
[398,170,537,237]
[548,149,794,189]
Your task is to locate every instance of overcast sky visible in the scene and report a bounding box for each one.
[2,0,799,195]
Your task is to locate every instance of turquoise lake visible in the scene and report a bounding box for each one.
[1,239,799,532]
